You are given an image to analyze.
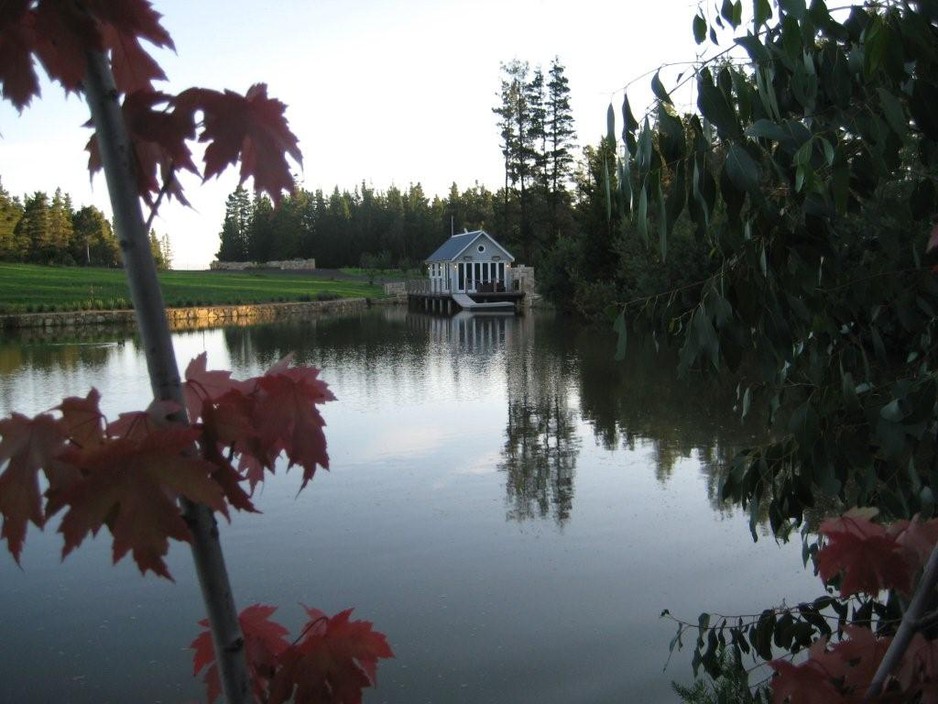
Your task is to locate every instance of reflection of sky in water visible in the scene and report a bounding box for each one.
[0,311,821,703]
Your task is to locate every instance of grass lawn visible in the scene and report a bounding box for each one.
[0,263,388,314]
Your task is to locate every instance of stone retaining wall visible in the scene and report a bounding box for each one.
[0,297,396,332]
[210,258,317,271]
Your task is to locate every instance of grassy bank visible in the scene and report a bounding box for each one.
[0,263,388,314]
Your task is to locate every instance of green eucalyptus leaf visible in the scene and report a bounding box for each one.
[754,0,773,29]
[779,0,806,19]
[698,70,742,139]
[725,144,761,194]
[746,119,789,142]
[877,87,907,138]
[652,70,671,105]
[621,93,639,155]
[693,13,707,44]
[636,184,648,244]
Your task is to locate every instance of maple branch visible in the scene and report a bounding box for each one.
[290,615,328,647]
[82,49,252,704]
[864,542,938,700]
[144,168,175,234]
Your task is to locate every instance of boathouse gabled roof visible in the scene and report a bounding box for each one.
[425,230,515,263]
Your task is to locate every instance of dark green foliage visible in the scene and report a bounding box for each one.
[218,181,499,270]
[614,0,938,534]
[609,0,938,696]
[493,57,578,265]
[1,182,120,267]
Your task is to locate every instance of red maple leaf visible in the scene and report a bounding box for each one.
[817,515,915,596]
[770,637,849,704]
[894,516,938,569]
[87,90,199,205]
[198,401,257,513]
[898,633,938,702]
[827,625,892,694]
[56,388,106,448]
[57,426,225,579]
[769,658,846,704]
[192,603,290,703]
[183,352,242,424]
[268,607,394,704]
[251,360,335,490]
[88,0,173,94]
[0,412,68,561]
[177,84,302,202]
[106,399,181,440]
[32,0,102,94]
[0,3,38,110]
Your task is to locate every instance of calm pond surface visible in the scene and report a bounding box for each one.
[0,307,821,703]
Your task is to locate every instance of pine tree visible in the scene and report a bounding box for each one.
[546,58,576,197]
[0,179,23,261]
[15,191,50,263]
[493,59,541,262]
[216,185,254,262]
[46,187,75,264]
[545,57,577,239]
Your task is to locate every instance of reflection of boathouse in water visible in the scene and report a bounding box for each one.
[407,230,529,314]
[410,310,518,354]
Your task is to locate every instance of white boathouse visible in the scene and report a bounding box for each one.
[409,230,524,313]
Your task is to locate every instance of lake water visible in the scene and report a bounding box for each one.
[0,308,821,703]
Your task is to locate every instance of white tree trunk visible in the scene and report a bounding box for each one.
[82,50,250,704]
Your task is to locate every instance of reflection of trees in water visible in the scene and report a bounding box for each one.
[0,333,131,413]
[221,310,435,400]
[221,308,775,526]
[573,325,777,524]
[501,393,579,524]
[499,314,580,525]
[0,337,124,375]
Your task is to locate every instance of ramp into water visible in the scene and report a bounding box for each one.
[451,292,517,311]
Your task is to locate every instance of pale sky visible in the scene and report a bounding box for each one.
[1,0,706,269]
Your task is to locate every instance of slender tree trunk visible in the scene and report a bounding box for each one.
[82,50,250,704]
[864,543,938,700]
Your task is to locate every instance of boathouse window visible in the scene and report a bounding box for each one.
[458,263,465,290]
[478,244,485,253]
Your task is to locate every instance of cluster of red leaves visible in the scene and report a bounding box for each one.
[0,354,332,579]
[192,605,394,704]
[769,626,938,703]
[0,0,301,203]
[816,509,938,598]
[768,510,938,703]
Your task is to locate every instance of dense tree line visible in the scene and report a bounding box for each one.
[214,53,703,318]
[217,58,603,280]
[0,179,172,269]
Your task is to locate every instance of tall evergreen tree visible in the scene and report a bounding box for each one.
[0,180,24,261]
[15,191,50,263]
[216,185,253,262]
[45,187,75,264]
[545,57,577,233]
[494,59,540,261]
